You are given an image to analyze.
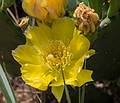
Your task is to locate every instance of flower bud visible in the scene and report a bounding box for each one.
[73,2,100,34]
[22,0,68,22]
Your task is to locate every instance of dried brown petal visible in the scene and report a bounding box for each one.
[74,2,100,34]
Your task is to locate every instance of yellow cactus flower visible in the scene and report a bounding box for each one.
[22,0,68,22]
[12,17,95,102]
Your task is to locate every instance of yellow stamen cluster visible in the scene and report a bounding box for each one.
[73,2,100,34]
[44,40,71,70]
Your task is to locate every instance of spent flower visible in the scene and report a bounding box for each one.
[12,17,95,102]
[73,2,100,34]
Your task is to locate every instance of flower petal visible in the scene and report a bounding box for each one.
[68,28,90,60]
[65,49,95,84]
[25,25,52,51]
[50,72,64,86]
[50,68,75,86]
[52,86,64,102]
[76,69,93,87]
[85,49,95,59]
[47,0,68,18]
[22,0,48,21]
[50,55,86,86]
[35,22,53,40]
[12,45,42,65]
[21,64,53,91]
[52,17,75,46]
[63,55,85,86]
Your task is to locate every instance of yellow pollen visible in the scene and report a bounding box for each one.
[44,40,71,70]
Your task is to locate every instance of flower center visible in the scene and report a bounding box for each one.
[44,40,71,70]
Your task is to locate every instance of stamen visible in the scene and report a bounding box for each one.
[44,40,72,70]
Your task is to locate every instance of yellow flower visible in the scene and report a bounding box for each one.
[12,17,95,102]
[22,0,68,22]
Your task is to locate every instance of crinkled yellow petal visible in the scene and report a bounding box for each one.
[85,49,95,59]
[50,72,63,86]
[25,25,52,51]
[50,70,75,86]
[47,0,68,18]
[22,0,68,21]
[21,64,53,91]
[68,28,90,60]
[62,50,95,86]
[12,45,42,65]
[76,69,93,87]
[52,86,64,102]
[22,0,34,16]
[22,0,48,21]
[67,57,85,77]
[36,22,53,40]
[50,66,77,87]
[65,49,95,84]
[59,54,86,86]
[50,54,86,87]
[52,17,75,46]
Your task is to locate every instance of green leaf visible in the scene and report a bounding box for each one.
[0,64,17,103]
[0,0,15,10]
[0,11,25,76]
[80,0,88,5]
[0,11,25,51]
[68,0,77,11]
[107,0,120,17]
[87,16,120,80]
[88,0,102,17]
